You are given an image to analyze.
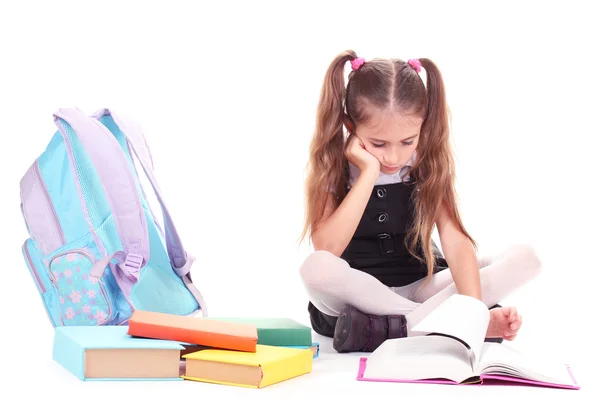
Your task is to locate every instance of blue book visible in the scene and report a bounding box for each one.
[286,342,320,359]
[52,326,185,381]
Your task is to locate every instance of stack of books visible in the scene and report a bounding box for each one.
[53,310,319,388]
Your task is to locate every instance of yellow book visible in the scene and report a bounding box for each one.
[182,344,313,388]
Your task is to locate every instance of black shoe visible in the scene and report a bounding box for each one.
[307,301,338,338]
[333,305,407,353]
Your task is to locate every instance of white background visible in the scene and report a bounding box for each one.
[1,0,598,409]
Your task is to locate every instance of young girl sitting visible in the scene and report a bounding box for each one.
[299,50,542,353]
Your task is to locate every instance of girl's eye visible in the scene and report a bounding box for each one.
[371,140,414,148]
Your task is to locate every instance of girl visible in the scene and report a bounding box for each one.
[299,50,542,353]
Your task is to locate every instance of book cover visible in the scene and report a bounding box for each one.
[127,310,258,352]
[182,344,313,388]
[207,317,313,346]
[356,295,580,390]
[52,326,184,381]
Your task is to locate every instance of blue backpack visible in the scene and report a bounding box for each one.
[20,108,208,327]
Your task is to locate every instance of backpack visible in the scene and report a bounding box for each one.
[20,107,208,327]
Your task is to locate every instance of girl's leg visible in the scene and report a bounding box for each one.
[299,244,542,352]
[300,244,541,320]
[391,255,493,303]
[300,250,419,352]
[396,244,542,333]
[299,250,420,318]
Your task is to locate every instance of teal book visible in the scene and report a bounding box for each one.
[206,317,313,346]
[52,326,185,381]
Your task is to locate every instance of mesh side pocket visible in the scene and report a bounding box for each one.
[59,120,112,229]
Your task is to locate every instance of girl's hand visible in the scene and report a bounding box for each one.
[486,306,522,341]
[344,134,381,176]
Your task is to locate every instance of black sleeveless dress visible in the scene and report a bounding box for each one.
[307,179,449,337]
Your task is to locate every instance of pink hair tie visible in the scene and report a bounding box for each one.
[351,57,365,71]
[407,59,422,73]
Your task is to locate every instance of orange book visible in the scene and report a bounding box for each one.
[127,310,258,352]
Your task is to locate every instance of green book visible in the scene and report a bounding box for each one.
[207,317,313,346]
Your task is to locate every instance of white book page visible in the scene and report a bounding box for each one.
[362,335,474,383]
[411,294,490,364]
[476,343,574,386]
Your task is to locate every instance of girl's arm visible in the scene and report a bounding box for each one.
[436,204,482,300]
[311,169,379,256]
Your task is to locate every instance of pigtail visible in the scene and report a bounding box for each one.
[407,58,477,281]
[421,59,447,140]
[300,50,357,243]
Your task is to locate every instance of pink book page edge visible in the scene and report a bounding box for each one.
[356,357,580,390]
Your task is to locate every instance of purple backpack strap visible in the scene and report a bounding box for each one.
[53,108,150,279]
[92,108,207,316]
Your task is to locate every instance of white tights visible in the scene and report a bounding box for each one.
[299,244,542,335]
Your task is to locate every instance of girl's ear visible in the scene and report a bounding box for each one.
[343,113,354,134]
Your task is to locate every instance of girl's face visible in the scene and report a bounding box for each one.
[354,110,422,175]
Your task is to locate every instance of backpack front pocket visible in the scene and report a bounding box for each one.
[48,249,117,326]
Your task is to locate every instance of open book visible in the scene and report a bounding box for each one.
[357,294,579,389]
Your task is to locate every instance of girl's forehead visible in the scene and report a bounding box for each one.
[357,110,423,139]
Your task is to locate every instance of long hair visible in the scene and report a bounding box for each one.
[301,50,476,282]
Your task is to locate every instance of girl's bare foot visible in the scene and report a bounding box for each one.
[486,306,522,341]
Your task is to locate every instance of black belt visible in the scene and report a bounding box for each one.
[345,233,408,257]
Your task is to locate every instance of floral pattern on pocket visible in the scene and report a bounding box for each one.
[49,251,113,326]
